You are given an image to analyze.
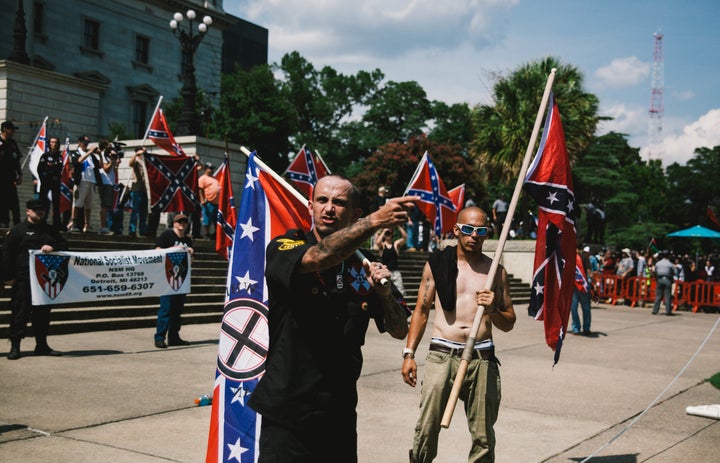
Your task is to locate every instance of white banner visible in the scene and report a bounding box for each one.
[29,247,192,305]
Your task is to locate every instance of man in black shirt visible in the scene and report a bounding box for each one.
[153,213,194,348]
[4,198,68,360]
[0,121,23,228]
[37,137,64,229]
[248,175,417,462]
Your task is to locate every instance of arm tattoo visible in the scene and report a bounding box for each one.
[315,217,374,266]
[421,277,431,310]
[381,292,407,332]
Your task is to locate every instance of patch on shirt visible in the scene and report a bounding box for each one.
[276,238,305,250]
[347,261,371,295]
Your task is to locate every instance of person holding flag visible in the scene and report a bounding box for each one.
[248,174,418,462]
[37,137,64,229]
[401,206,516,463]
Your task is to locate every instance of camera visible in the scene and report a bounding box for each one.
[111,140,126,159]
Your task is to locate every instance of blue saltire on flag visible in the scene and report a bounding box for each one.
[523,93,577,365]
[205,152,311,463]
[144,153,199,213]
[404,151,456,236]
[284,146,330,199]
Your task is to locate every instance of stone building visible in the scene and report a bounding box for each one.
[0,0,266,231]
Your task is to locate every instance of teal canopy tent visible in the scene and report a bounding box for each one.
[666,225,720,239]
[666,225,720,265]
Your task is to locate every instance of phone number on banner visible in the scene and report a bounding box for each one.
[82,283,156,293]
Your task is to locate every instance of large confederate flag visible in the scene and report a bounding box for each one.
[524,93,577,364]
[144,153,199,213]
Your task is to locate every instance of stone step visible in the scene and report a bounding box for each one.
[1,233,532,337]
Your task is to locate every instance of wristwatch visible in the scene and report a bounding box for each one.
[402,347,415,359]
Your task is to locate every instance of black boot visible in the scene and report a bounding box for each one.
[8,340,21,360]
[34,338,61,356]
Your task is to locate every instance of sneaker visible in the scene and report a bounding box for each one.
[99,228,111,234]
[155,340,167,349]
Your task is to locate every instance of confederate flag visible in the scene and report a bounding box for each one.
[215,154,237,260]
[404,151,456,236]
[284,146,331,199]
[144,153,199,213]
[148,106,186,156]
[523,94,577,364]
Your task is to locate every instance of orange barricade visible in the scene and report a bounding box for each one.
[624,276,656,307]
[592,272,624,305]
[591,273,720,312]
[681,281,720,313]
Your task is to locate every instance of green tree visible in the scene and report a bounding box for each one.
[278,51,383,169]
[209,64,296,172]
[666,145,720,228]
[350,136,485,212]
[573,131,670,249]
[471,57,601,185]
[428,101,474,153]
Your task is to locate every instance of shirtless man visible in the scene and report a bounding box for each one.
[402,207,516,463]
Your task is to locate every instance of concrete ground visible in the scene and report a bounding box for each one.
[1,303,719,463]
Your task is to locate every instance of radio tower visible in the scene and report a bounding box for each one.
[647,30,664,162]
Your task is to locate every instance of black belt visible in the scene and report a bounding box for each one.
[429,344,496,361]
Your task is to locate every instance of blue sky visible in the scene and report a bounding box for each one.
[227,0,720,166]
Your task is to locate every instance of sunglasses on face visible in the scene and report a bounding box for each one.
[175,219,188,224]
[456,223,489,237]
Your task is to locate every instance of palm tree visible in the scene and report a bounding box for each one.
[471,57,600,184]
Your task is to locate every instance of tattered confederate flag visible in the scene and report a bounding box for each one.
[523,94,577,364]
[144,153,199,213]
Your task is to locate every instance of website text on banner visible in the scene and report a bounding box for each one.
[29,247,192,305]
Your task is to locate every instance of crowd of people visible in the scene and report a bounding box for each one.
[0,125,219,241]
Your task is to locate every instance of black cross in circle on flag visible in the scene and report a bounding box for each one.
[217,299,269,381]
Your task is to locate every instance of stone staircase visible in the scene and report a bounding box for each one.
[1,234,531,338]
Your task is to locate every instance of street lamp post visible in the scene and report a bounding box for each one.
[169,10,212,136]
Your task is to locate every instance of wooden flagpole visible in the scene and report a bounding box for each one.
[440,68,557,428]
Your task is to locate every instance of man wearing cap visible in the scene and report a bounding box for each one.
[153,213,194,348]
[3,199,68,360]
[68,135,100,232]
[0,121,23,228]
[652,251,676,316]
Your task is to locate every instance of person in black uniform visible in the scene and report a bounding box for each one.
[248,175,418,462]
[37,137,64,229]
[4,198,68,360]
[0,121,23,228]
[153,213,194,348]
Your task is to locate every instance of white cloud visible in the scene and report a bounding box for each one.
[660,109,720,165]
[596,102,647,138]
[594,56,650,88]
[237,0,517,60]
[672,89,696,101]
